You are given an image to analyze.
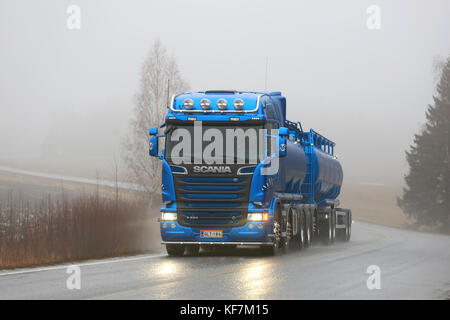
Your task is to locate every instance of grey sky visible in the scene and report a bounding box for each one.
[1,0,450,184]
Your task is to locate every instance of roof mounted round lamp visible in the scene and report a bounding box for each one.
[183,98,194,110]
[233,98,244,110]
[200,98,211,110]
[217,99,228,110]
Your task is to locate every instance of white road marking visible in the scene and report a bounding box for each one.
[0,253,165,277]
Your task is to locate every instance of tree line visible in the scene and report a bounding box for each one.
[398,55,450,233]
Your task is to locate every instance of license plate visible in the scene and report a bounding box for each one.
[200,230,223,239]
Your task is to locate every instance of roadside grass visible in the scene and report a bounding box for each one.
[0,189,160,270]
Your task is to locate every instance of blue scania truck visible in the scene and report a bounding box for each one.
[149,90,351,256]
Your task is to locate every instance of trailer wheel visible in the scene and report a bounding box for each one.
[166,244,185,256]
[287,207,303,250]
[313,208,319,238]
[298,209,305,250]
[320,208,335,245]
[303,208,312,248]
[331,208,336,243]
[345,210,352,242]
[336,209,352,242]
[288,208,305,250]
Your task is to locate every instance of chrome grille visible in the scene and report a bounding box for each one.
[173,175,252,227]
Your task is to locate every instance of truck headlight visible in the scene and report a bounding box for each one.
[183,98,194,110]
[247,212,269,222]
[161,212,177,221]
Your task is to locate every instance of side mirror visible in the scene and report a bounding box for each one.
[149,135,159,157]
[278,127,289,137]
[149,126,158,136]
[278,127,288,157]
[149,126,164,159]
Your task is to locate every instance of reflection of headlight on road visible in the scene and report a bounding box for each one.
[247,265,264,279]
[158,261,177,275]
[241,265,266,289]
[236,262,272,299]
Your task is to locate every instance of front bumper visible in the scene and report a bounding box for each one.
[160,220,272,243]
[161,241,272,246]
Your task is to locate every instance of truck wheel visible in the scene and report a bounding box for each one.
[287,207,302,250]
[336,216,346,241]
[271,204,285,252]
[303,208,312,248]
[336,209,351,242]
[313,208,319,239]
[331,209,336,243]
[185,244,200,256]
[297,210,305,250]
[166,244,185,256]
[345,210,352,242]
[320,208,335,245]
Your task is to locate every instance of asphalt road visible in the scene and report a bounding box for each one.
[1,221,449,300]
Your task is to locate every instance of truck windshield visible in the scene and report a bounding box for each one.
[165,123,265,165]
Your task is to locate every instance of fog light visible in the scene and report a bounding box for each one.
[257,223,263,229]
[162,223,167,228]
[248,223,254,229]
[171,223,176,228]
[161,212,177,221]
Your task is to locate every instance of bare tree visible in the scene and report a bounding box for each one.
[124,39,189,193]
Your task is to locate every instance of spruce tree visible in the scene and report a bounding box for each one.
[398,55,450,233]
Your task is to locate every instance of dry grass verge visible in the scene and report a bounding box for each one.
[0,189,160,270]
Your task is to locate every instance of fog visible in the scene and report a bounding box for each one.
[1,0,450,184]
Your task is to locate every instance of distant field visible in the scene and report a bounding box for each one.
[340,183,410,228]
[0,167,410,230]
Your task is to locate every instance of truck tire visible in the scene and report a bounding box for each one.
[287,207,303,250]
[336,209,352,242]
[185,244,200,256]
[263,204,285,256]
[303,207,312,248]
[297,210,305,250]
[166,244,185,256]
[331,208,336,243]
[345,210,352,242]
[320,208,335,245]
[273,204,285,249]
[313,208,319,239]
